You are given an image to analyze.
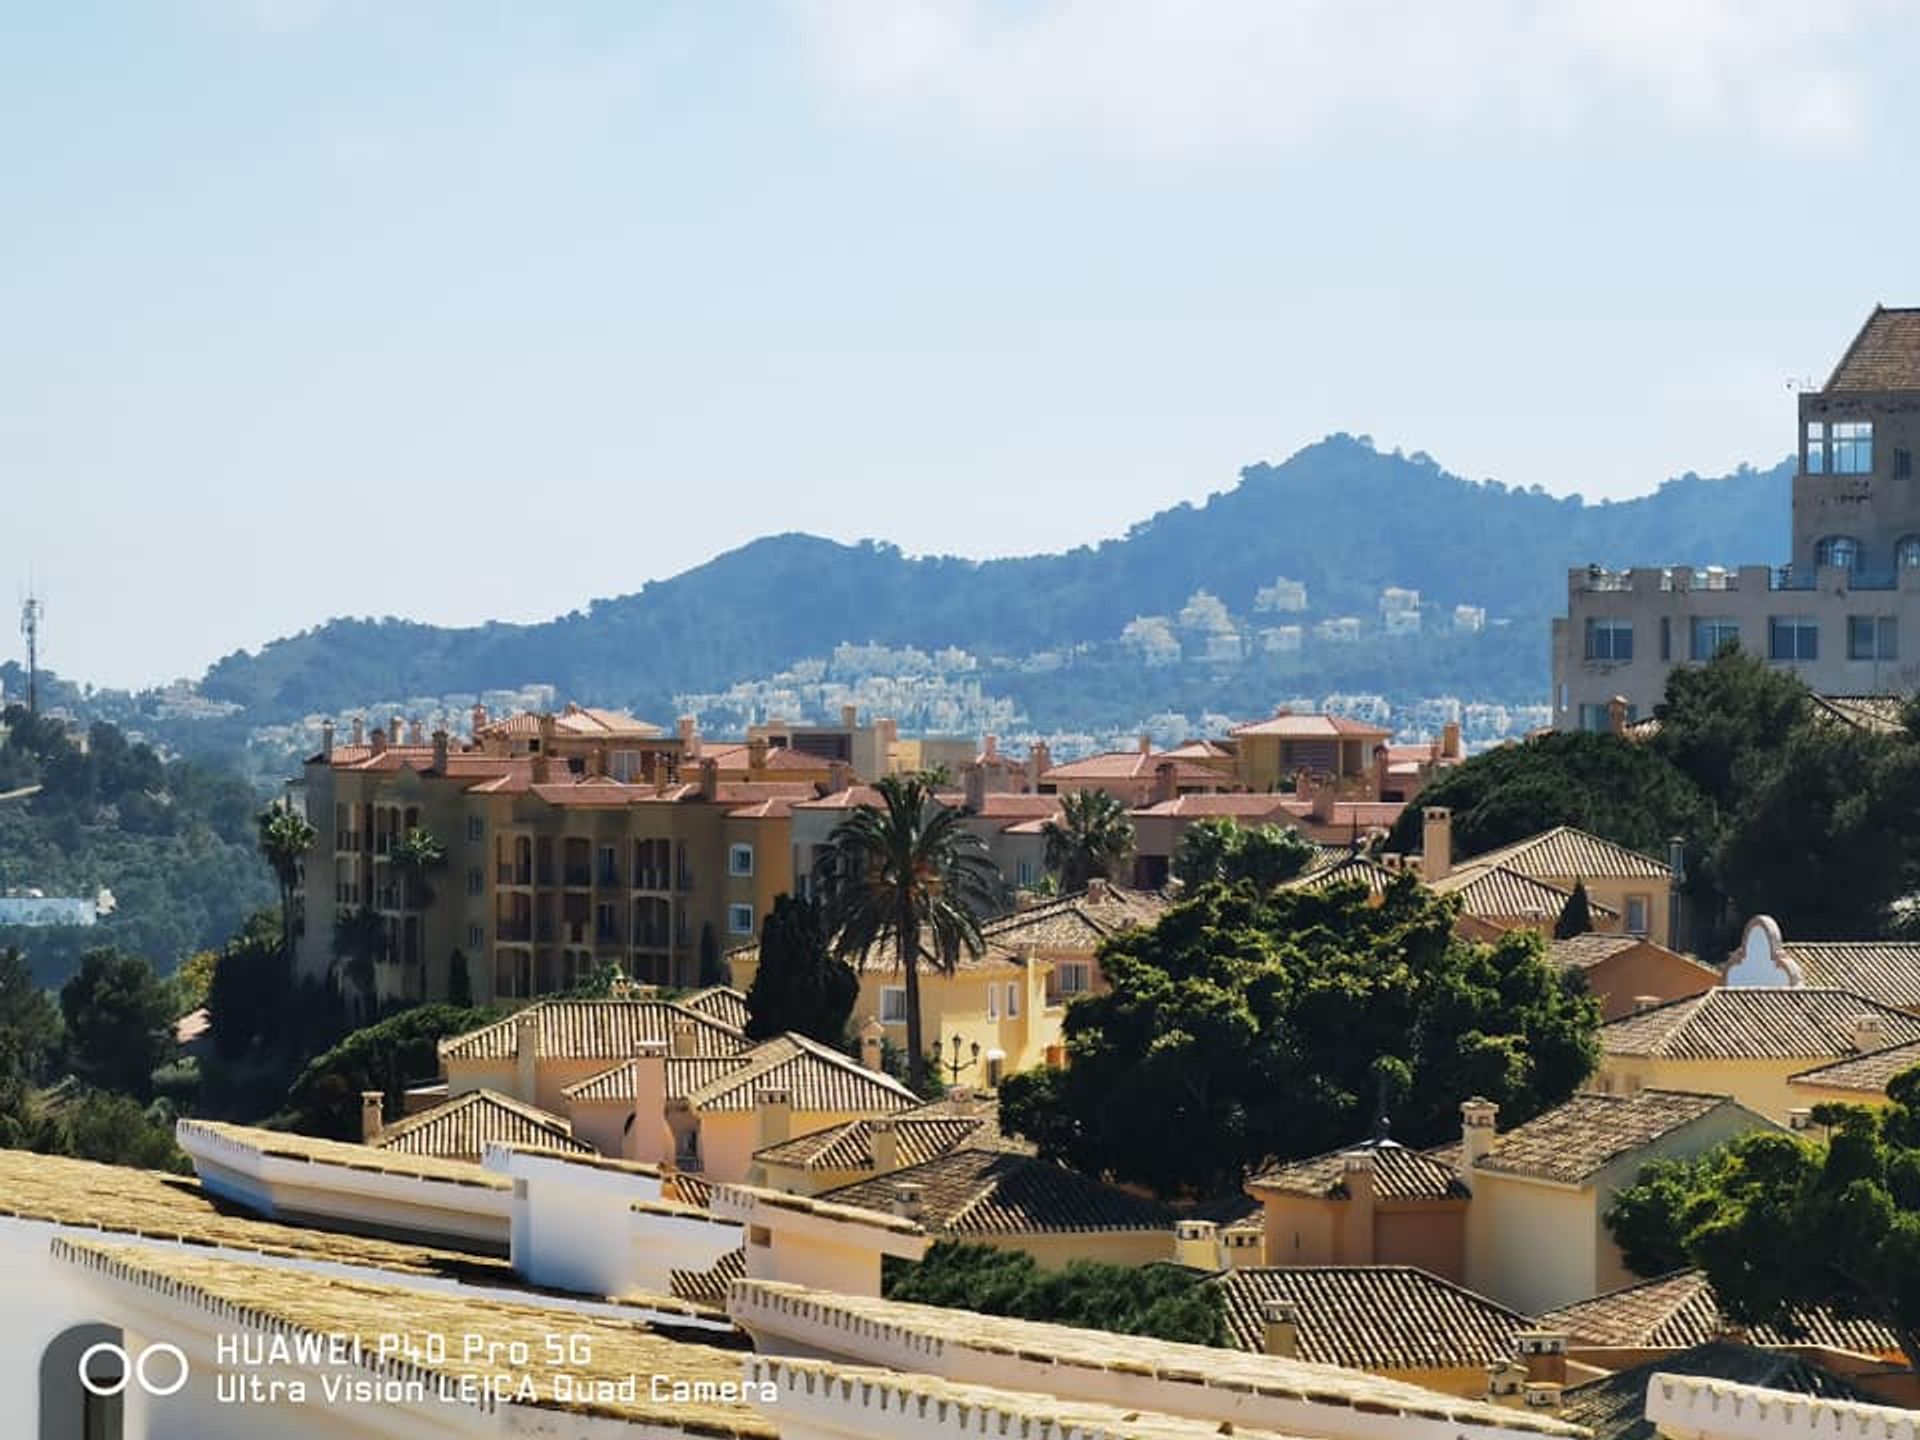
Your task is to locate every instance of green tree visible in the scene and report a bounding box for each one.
[1171,819,1314,891]
[59,948,174,1099]
[1171,818,1242,890]
[744,895,858,1044]
[332,905,387,1020]
[43,1090,190,1173]
[206,913,288,1061]
[390,827,446,910]
[1042,790,1136,892]
[283,1003,498,1138]
[884,1241,1227,1345]
[815,775,1005,1092]
[0,946,61,1082]
[1606,1069,1920,1365]
[1000,877,1599,1197]
[1554,879,1594,939]
[257,801,317,976]
[446,949,474,1009]
[698,922,724,988]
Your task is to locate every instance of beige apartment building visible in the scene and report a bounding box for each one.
[1555,306,1920,728]
[297,707,802,1006]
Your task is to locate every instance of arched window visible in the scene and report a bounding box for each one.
[1898,536,1920,569]
[1816,536,1862,570]
[40,1323,125,1440]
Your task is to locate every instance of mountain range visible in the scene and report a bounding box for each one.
[198,435,1792,726]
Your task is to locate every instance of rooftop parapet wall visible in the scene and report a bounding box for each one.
[1645,1370,1920,1439]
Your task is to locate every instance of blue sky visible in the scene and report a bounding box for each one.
[3,1,1917,687]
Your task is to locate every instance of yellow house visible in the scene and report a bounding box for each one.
[1228,710,1393,793]
[1596,987,1920,1123]
[817,1145,1178,1269]
[1789,1037,1920,1108]
[1544,934,1721,1022]
[1245,1140,1470,1282]
[728,884,1171,1086]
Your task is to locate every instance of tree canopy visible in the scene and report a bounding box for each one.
[883,1241,1226,1345]
[1041,790,1136,892]
[999,877,1599,1197]
[1606,1068,1920,1365]
[744,895,857,1045]
[1171,819,1316,892]
[282,1003,500,1139]
[59,948,174,1099]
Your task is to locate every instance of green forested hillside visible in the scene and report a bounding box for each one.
[199,437,1792,722]
[0,708,273,986]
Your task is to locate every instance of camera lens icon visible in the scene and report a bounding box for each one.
[78,1342,189,1398]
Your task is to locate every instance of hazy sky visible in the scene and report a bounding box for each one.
[4,2,1917,688]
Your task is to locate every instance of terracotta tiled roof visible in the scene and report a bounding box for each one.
[1472,1090,1739,1186]
[1546,933,1652,970]
[670,1245,745,1306]
[679,986,751,1031]
[969,794,1067,819]
[979,886,1170,951]
[1558,1341,1873,1440]
[1780,941,1920,1011]
[1789,1036,1920,1094]
[753,1111,1001,1172]
[668,1171,714,1209]
[1274,798,1407,831]
[1540,1270,1903,1357]
[681,1034,920,1115]
[562,1054,751,1105]
[1810,694,1909,734]
[822,1149,1175,1235]
[1248,1140,1468,1201]
[1429,864,1619,923]
[439,999,747,1064]
[1131,795,1296,820]
[1230,713,1393,739]
[1464,826,1670,881]
[1210,1267,1529,1368]
[1600,989,1920,1060]
[478,705,663,740]
[1824,306,1920,392]
[1164,739,1234,761]
[1042,752,1223,784]
[1282,854,1397,898]
[373,1090,589,1163]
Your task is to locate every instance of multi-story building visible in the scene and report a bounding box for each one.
[297,706,803,1006]
[1555,306,1920,728]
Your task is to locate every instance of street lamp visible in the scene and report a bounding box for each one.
[929,1034,981,1085]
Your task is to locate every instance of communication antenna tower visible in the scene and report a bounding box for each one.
[19,592,42,717]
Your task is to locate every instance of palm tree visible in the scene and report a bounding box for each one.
[815,775,1004,1092]
[257,802,317,978]
[390,827,446,910]
[1042,789,1136,892]
[332,905,386,1020]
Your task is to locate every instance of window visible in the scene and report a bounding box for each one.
[1767,617,1818,662]
[1849,615,1898,661]
[987,985,999,1020]
[1816,536,1862,570]
[1831,420,1873,474]
[1005,982,1019,1019]
[880,986,908,1023]
[1576,704,1610,733]
[1689,617,1740,660]
[1055,961,1092,996]
[1900,536,1920,569]
[727,903,754,936]
[1897,448,1914,481]
[597,845,618,886]
[1015,860,1034,887]
[1806,420,1825,473]
[466,816,484,842]
[1659,616,1671,661]
[467,923,484,950]
[467,866,484,896]
[1583,617,1633,662]
[1625,896,1650,936]
[728,843,754,878]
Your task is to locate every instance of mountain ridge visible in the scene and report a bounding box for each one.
[200,435,1792,722]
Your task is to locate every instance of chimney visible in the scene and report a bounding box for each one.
[677,715,700,758]
[1852,1013,1889,1053]
[1486,1359,1527,1406]
[983,734,999,762]
[828,760,853,795]
[1523,1382,1564,1412]
[1261,1299,1301,1359]
[471,703,488,737]
[408,717,424,746]
[1138,733,1153,755]
[859,1017,885,1072]
[351,716,365,746]
[1423,806,1453,881]
[891,1182,925,1222]
[670,1017,698,1059]
[1516,1331,1568,1387]
[756,1087,793,1151]
[1459,1097,1498,1180]
[1311,782,1336,823]
[1339,1150,1376,1264]
[514,1011,540,1102]
[699,758,719,801]
[630,1040,672,1164]
[1153,761,1179,806]
[1607,695,1628,737]
[1633,995,1662,1014]
[360,1090,385,1144]
[1173,1218,1220,1271]
[1371,744,1388,801]
[320,719,336,757]
[1443,720,1463,760]
[1086,877,1111,903]
[1029,740,1052,788]
[840,704,858,730]
[878,717,898,747]
[390,715,406,748]
[432,729,450,772]
[963,763,987,812]
[531,753,552,785]
[1788,1107,1815,1132]
[747,736,769,773]
[868,1117,900,1174]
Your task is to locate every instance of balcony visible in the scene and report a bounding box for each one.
[497,920,532,943]
[564,865,593,889]
[496,863,532,886]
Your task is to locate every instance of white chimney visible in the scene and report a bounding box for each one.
[671,1017,698,1059]
[1459,1097,1498,1181]
[1173,1219,1220,1271]
[629,1040,672,1164]
[513,1011,539,1102]
[756,1087,793,1152]
[891,1182,924,1222]
[859,1018,885,1072]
